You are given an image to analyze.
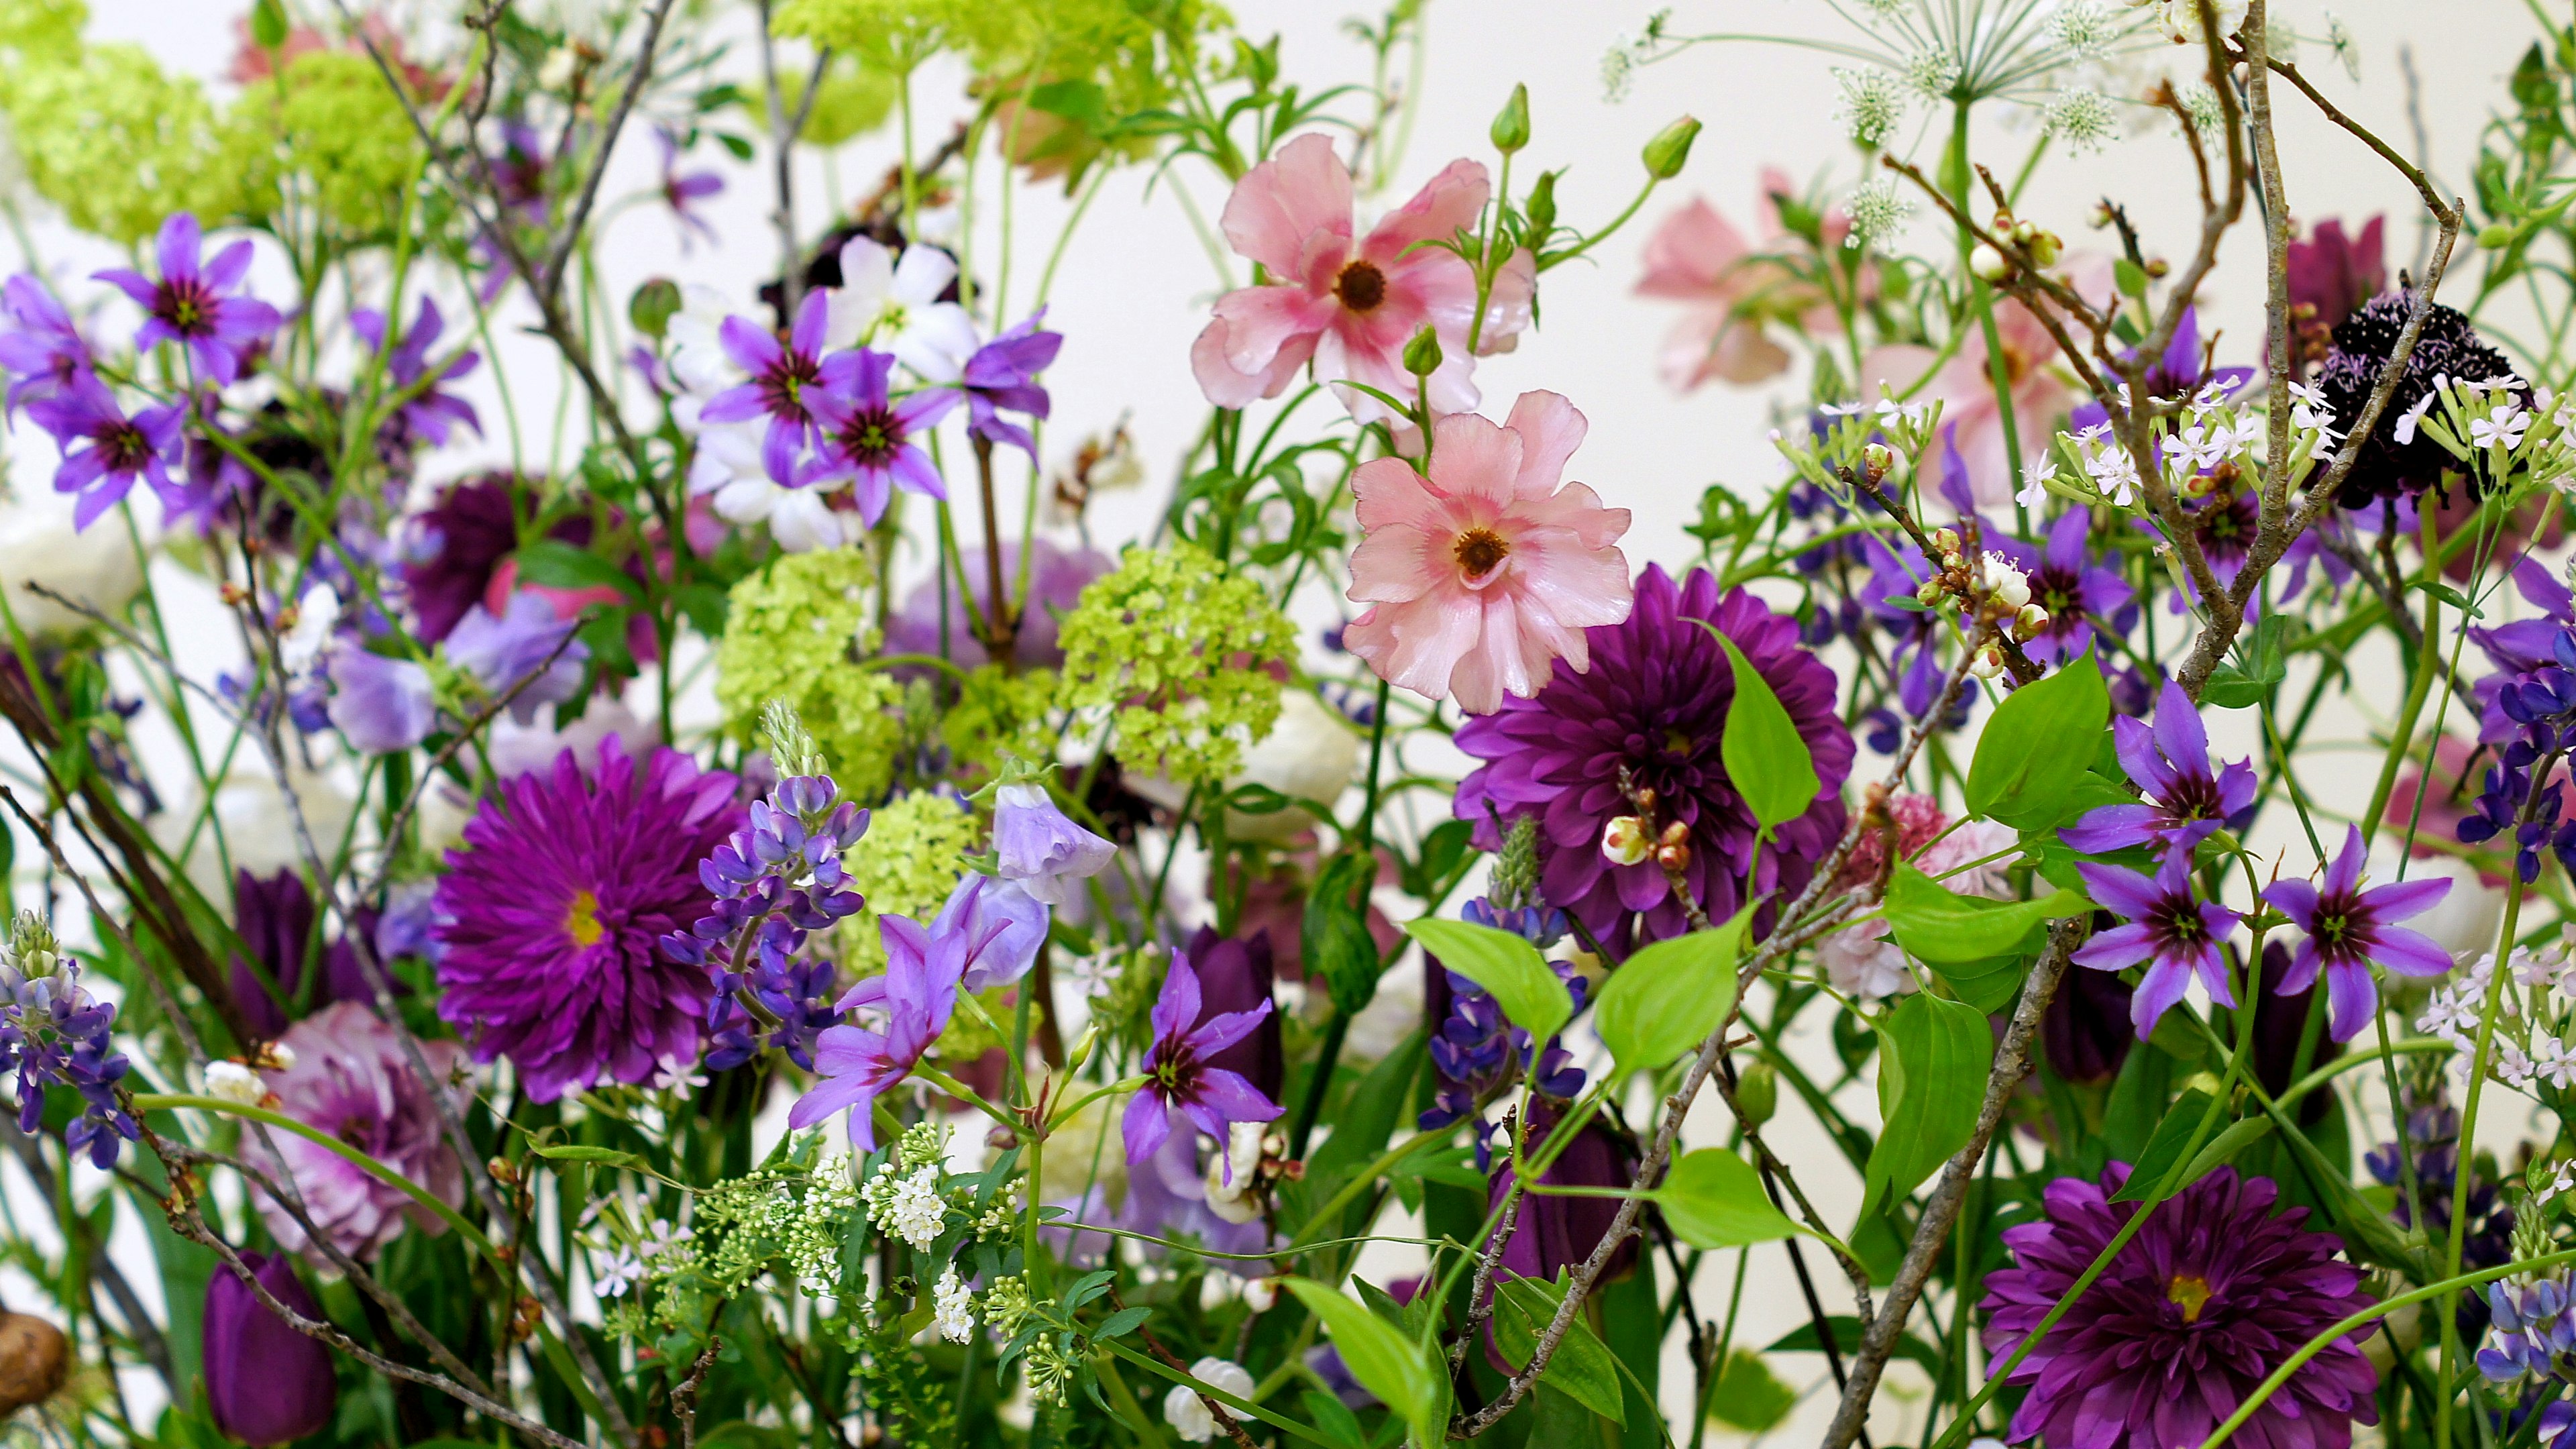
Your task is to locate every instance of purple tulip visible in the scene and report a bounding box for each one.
[229,869,380,1038]
[1487,1099,1638,1286]
[2041,963,2135,1085]
[203,1252,337,1446]
[95,213,280,386]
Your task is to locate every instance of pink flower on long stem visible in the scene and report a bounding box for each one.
[1343,391,1632,714]
[1191,133,1529,431]
[1635,171,1852,391]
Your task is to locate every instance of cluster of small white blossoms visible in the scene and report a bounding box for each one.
[2418,936,2576,1096]
[932,1265,975,1344]
[981,1275,1078,1406]
[2400,374,2576,494]
[860,1122,961,1252]
[1771,386,1945,496]
[2025,376,2343,515]
[586,1206,694,1301]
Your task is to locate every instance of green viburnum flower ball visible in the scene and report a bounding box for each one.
[266,50,420,235]
[765,53,900,149]
[4,42,260,243]
[941,663,1059,783]
[839,789,980,975]
[1054,541,1291,786]
[713,548,904,802]
[0,0,83,74]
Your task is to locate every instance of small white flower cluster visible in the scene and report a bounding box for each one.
[2399,374,2576,493]
[2042,89,2119,154]
[2029,377,2345,517]
[1902,48,1963,102]
[861,1161,955,1252]
[2423,936,2576,1095]
[780,1159,861,1295]
[931,1265,976,1344]
[590,1218,694,1301]
[1598,9,1672,103]
[1843,177,1916,252]
[1835,67,1909,150]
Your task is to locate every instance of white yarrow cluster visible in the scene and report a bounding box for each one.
[2049,0,2119,58]
[861,1162,953,1251]
[1844,178,1915,251]
[2043,89,2118,154]
[1835,67,1908,148]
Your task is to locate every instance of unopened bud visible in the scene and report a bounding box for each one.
[204,1061,266,1106]
[1735,1060,1778,1128]
[1915,578,1944,607]
[1655,840,1691,873]
[1490,83,1530,154]
[1243,1277,1279,1313]
[2014,603,2051,640]
[2025,229,2063,267]
[1860,441,1896,480]
[1525,169,1560,238]
[2181,470,2216,498]
[2479,223,2517,250]
[1968,643,2007,680]
[1401,325,1444,378]
[629,277,682,339]
[1642,115,1701,179]
[1931,527,1961,556]
[1602,816,1652,866]
[1970,244,2013,283]
[1658,820,1690,849]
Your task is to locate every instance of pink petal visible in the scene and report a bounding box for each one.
[1220,132,1354,277]
[1343,592,1481,704]
[1191,315,1312,408]
[1503,391,1586,499]
[1350,455,1446,533]
[1360,156,1491,261]
[1477,247,1536,356]
[1345,525,1444,605]
[1425,411,1521,508]
[1635,197,1749,297]
[1509,479,1630,552]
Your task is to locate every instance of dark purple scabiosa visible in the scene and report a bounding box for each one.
[960,310,1063,459]
[431,740,741,1102]
[804,346,959,524]
[95,213,280,385]
[2259,825,2453,1041]
[203,1252,338,1446]
[0,274,89,413]
[1122,949,1282,1173]
[353,297,480,448]
[1183,925,1284,1106]
[1981,1165,2379,1449]
[1454,566,1853,957]
[2072,853,2243,1038]
[2318,290,2522,508]
[700,289,845,484]
[1995,508,2133,665]
[2061,682,2257,859]
[26,374,185,529]
[399,474,523,643]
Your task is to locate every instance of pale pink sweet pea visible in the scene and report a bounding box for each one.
[1191,132,1529,431]
[1342,391,1632,714]
[1635,170,1853,392]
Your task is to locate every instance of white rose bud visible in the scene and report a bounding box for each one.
[204,1061,266,1106]
[1601,815,1652,866]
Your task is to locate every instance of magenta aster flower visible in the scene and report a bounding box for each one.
[27,373,186,529]
[1982,1165,2379,1449]
[256,1002,465,1261]
[1452,565,1853,956]
[804,346,958,524]
[1124,949,1282,1172]
[2060,682,2257,859]
[699,290,841,484]
[95,213,280,385]
[2261,824,2453,1042]
[2074,853,2243,1038]
[431,741,741,1102]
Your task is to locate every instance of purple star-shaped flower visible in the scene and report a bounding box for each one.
[804,347,958,525]
[2073,852,2243,1038]
[959,311,1062,459]
[2060,682,2257,859]
[25,374,185,529]
[1123,949,1283,1174]
[1998,508,2133,665]
[699,290,842,484]
[889,873,1050,995]
[653,126,724,252]
[2261,825,2453,1041]
[354,298,481,447]
[95,213,280,386]
[790,910,965,1149]
[0,274,90,413]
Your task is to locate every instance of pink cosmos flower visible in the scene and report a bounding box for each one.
[1191,132,1531,431]
[1635,170,1854,391]
[1343,391,1632,714]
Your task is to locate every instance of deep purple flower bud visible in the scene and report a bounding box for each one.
[2249,941,2343,1126]
[2041,957,2134,1085]
[1487,1099,1638,1286]
[1183,926,1283,1104]
[991,782,1116,907]
[203,1252,337,1446]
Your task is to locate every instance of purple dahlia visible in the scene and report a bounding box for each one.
[1982,1165,2379,1449]
[431,740,740,1101]
[1453,565,1854,955]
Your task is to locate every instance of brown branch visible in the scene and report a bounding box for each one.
[541,0,683,301]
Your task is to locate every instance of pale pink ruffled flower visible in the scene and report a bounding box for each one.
[1819,794,2019,1002]
[1342,392,1631,714]
[1191,133,1531,431]
[1635,170,1854,392]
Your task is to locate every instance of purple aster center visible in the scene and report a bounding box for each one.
[759,350,823,423]
[94,419,153,472]
[2157,768,2229,827]
[834,405,906,466]
[2196,490,2257,564]
[155,276,217,339]
[2035,564,2084,617]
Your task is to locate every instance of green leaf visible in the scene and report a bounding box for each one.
[1966,647,2109,828]
[1699,627,1822,831]
[1283,1279,1449,1448]
[1491,1275,1625,1426]
[2179,1115,2274,1186]
[1304,850,1382,1016]
[515,539,641,602]
[532,1144,647,1170]
[1931,941,2044,1014]
[1882,864,2086,964]
[1094,1305,1150,1339]
[1591,908,1750,1077]
[1709,1348,1797,1432]
[1404,919,1571,1046]
[2202,613,2295,708]
[1652,1148,1801,1250]
[1301,1390,1371,1449]
[2111,1088,2218,1202]
[1860,993,1993,1221]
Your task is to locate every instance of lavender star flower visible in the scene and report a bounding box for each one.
[26,374,185,529]
[1124,949,1283,1173]
[698,290,840,484]
[959,311,1062,459]
[790,914,963,1149]
[353,298,480,447]
[95,213,280,385]
[444,591,588,722]
[653,126,723,251]
[2260,825,2453,1041]
[803,346,959,524]
[0,274,90,413]
[1996,508,2133,665]
[890,873,1049,994]
[2060,682,2257,858]
[2073,853,2243,1038]
[991,782,1116,907]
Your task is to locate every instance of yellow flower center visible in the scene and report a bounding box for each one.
[565,889,604,948]
[2166,1273,2214,1323]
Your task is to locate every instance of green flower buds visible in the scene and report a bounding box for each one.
[1402,325,1444,378]
[1491,83,1530,155]
[1643,115,1701,180]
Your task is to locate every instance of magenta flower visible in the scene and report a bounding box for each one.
[26,374,186,529]
[2261,825,2453,1042]
[354,297,480,447]
[2060,682,2257,859]
[2074,853,2243,1038]
[791,912,967,1148]
[95,213,280,385]
[804,347,958,525]
[256,1002,466,1262]
[698,290,841,484]
[0,274,90,413]
[653,126,724,250]
[1122,949,1282,1171]
[1982,1166,2378,1449]
[959,311,1062,459]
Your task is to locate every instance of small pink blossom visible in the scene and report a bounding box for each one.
[1820,794,2019,1002]
[1191,133,1530,431]
[1635,171,1854,391]
[1342,392,1631,714]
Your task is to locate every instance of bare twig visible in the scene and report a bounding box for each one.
[542,0,683,299]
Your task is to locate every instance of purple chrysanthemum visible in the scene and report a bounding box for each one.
[431,740,741,1102]
[1982,1165,2379,1449]
[1453,566,1854,956]
[95,213,280,386]
[1998,508,2133,665]
[2061,682,2257,859]
[2260,824,2453,1042]
[804,346,959,524]
[2073,852,2243,1038]
[27,374,186,529]
[354,297,480,448]
[0,274,90,413]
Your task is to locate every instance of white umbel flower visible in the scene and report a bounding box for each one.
[932,1266,975,1344]
[888,1166,949,1250]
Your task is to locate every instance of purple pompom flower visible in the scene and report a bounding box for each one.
[203,1252,339,1446]
[0,274,90,413]
[95,213,280,385]
[1981,1165,2378,1449]
[2060,682,2257,859]
[791,914,964,1148]
[1124,950,1283,1174]
[25,374,185,529]
[699,290,841,484]
[256,1002,466,1261]
[354,297,480,447]
[2073,852,2243,1038]
[991,782,1116,907]
[959,311,1062,458]
[432,741,741,1102]
[2260,824,2453,1042]
[804,346,959,524]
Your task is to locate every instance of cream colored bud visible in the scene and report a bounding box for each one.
[1968,643,2007,680]
[1931,527,1961,555]
[1915,578,1945,606]
[1602,816,1652,866]
[1971,244,2013,283]
[2015,603,2051,640]
[204,1061,266,1106]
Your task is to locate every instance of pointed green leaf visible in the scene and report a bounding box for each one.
[1859,993,1992,1222]
[1652,1147,1802,1250]
[1592,909,1750,1077]
[1404,919,1570,1046]
[1882,863,2087,963]
[1700,627,1822,830]
[1283,1279,1449,1448]
[1966,647,2109,828]
[1491,1275,1625,1426]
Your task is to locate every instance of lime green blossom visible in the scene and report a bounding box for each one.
[266,50,421,235]
[4,43,262,242]
[714,548,904,802]
[767,52,900,148]
[941,663,1058,782]
[0,0,83,74]
[839,790,979,974]
[1055,541,1291,786]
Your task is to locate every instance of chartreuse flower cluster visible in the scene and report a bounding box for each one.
[837,788,980,976]
[1055,541,1294,785]
[714,547,906,801]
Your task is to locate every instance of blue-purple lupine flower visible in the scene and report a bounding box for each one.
[1420,954,1589,1140]
[1996,508,2133,665]
[1124,949,1283,1173]
[2461,736,2576,884]
[991,781,1116,907]
[354,298,481,447]
[2260,825,2453,1042]
[2479,1275,2576,1383]
[700,290,844,484]
[2060,682,2257,859]
[95,213,280,386]
[1460,896,1567,949]
[654,127,724,250]
[959,311,1062,458]
[804,346,959,523]
[2072,853,2243,1038]
[444,592,588,722]
[0,912,137,1168]
[0,274,89,413]
[27,374,186,528]
[674,770,869,1071]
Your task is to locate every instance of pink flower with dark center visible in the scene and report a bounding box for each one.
[256,1002,465,1262]
[1342,392,1631,714]
[1190,133,1529,431]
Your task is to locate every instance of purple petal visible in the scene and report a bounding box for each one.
[2150,683,2210,775]
[2059,804,2158,855]
[2361,875,2453,924]
[1122,1090,1171,1165]
[1187,1066,1283,1126]
[156,213,203,280]
[2072,922,2159,970]
[1151,953,1201,1046]
[2370,926,2455,979]
[2074,861,2162,920]
[2129,960,2190,1038]
[2323,959,2377,1042]
[2260,879,2320,932]
[205,238,255,293]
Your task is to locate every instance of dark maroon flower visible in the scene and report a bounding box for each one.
[1181,925,1283,1105]
[2041,959,2135,1085]
[400,474,522,643]
[2288,215,2385,336]
[229,869,383,1040]
[2318,290,2520,508]
[203,1251,338,1446]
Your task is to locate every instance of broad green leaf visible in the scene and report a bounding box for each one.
[1591,908,1751,1077]
[2110,1088,2217,1202]
[1930,940,2044,1014]
[515,539,642,602]
[1860,993,1993,1222]
[1305,851,1383,1015]
[1491,1275,1625,1426]
[1405,919,1571,1046]
[1966,646,2109,828]
[1709,1348,1797,1432]
[1652,1148,1801,1250]
[1301,1391,1371,1449]
[2202,614,2295,709]
[1283,1279,1449,1448]
[1702,628,1822,830]
[1882,864,2088,963]
[2179,1115,2274,1186]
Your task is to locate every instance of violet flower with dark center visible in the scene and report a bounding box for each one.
[95,213,280,385]
[1123,949,1282,1173]
[792,908,965,1150]
[1995,508,2132,665]
[1183,925,1283,1106]
[2061,682,2257,859]
[2072,853,2243,1038]
[959,311,1062,458]
[653,125,724,250]
[2318,290,2522,509]
[804,346,959,524]
[0,274,89,413]
[354,297,480,447]
[26,374,184,529]
[700,289,843,484]
[2069,307,2255,433]
[2260,824,2453,1041]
